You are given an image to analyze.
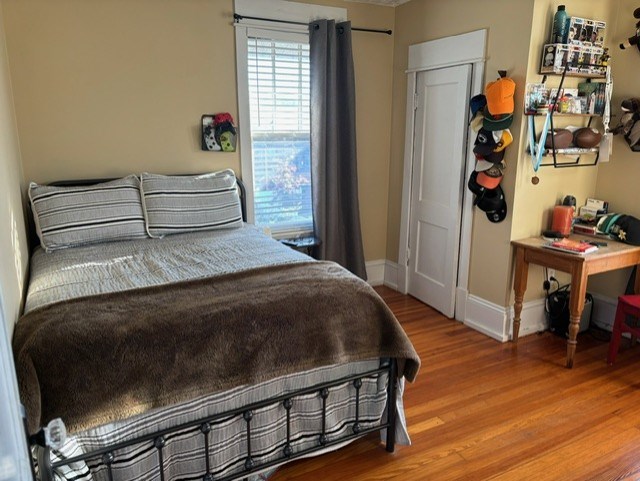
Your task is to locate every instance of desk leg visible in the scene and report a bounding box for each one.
[512,247,528,343]
[566,265,588,369]
[635,265,640,294]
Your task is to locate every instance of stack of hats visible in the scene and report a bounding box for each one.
[467,74,515,224]
[597,214,640,245]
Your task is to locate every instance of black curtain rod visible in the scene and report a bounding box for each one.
[233,13,392,35]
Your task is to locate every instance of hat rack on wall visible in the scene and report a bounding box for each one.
[466,71,515,224]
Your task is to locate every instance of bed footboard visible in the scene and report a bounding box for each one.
[30,360,398,481]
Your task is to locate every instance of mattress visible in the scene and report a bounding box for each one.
[25,226,410,480]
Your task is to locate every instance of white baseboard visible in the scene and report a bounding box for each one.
[464,295,509,342]
[465,296,547,343]
[463,292,619,344]
[365,259,401,290]
[507,298,548,338]
[455,287,468,322]
[384,260,399,290]
[365,260,386,286]
[365,260,619,341]
[590,293,617,331]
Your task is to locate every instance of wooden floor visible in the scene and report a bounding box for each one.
[272,286,640,481]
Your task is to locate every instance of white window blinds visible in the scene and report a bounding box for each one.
[247,35,313,234]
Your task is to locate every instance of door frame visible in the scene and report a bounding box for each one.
[397,29,487,322]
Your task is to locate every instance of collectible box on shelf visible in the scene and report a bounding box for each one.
[524,83,602,116]
[540,43,606,76]
[567,17,606,46]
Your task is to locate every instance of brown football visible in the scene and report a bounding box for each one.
[544,129,573,149]
[574,127,602,148]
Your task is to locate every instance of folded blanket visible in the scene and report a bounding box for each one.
[14,261,420,434]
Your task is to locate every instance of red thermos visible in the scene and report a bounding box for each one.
[552,205,573,237]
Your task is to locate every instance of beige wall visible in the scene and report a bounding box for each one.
[590,0,639,298]
[388,0,535,305]
[4,0,635,308]
[0,2,28,337]
[2,0,394,261]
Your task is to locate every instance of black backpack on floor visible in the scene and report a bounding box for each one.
[545,283,593,337]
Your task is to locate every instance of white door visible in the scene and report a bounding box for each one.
[408,64,471,317]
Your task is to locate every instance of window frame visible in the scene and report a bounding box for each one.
[234,0,346,238]
[236,27,312,238]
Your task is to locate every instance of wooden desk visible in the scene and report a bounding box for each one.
[512,236,640,368]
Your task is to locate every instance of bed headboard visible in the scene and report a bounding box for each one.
[26,175,248,251]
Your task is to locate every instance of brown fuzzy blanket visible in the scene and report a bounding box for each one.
[14,261,420,435]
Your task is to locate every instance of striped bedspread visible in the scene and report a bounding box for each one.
[25,225,308,313]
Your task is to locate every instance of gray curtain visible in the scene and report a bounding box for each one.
[309,19,367,280]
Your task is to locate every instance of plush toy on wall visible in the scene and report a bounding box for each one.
[613,98,640,151]
[619,7,640,52]
[213,113,237,152]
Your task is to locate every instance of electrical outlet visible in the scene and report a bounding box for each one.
[547,269,556,281]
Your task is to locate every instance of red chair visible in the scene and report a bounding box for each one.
[607,295,640,364]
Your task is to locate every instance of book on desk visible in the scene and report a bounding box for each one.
[543,238,599,255]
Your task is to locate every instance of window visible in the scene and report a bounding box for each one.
[235,0,346,236]
[247,35,312,235]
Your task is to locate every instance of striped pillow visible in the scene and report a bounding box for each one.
[29,176,148,252]
[140,170,243,238]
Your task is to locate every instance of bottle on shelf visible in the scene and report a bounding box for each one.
[552,5,569,44]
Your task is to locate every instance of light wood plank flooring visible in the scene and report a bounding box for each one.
[272,286,640,481]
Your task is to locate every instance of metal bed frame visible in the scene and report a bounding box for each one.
[30,360,397,481]
[24,175,399,481]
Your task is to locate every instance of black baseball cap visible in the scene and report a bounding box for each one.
[476,184,508,223]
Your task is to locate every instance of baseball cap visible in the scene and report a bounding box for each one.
[486,201,508,223]
[476,185,508,223]
[470,94,487,117]
[470,113,484,132]
[473,128,498,156]
[493,129,513,152]
[476,165,503,189]
[475,159,496,172]
[486,77,515,116]
[467,171,487,197]
[483,107,513,131]
[611,215,640,245]
[474,128,506,162]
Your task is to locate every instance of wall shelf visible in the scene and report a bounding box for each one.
[528,62,611,170]
[525,113,601,118]
[538,147,599,156]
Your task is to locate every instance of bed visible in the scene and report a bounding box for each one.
[14,172,420,481]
